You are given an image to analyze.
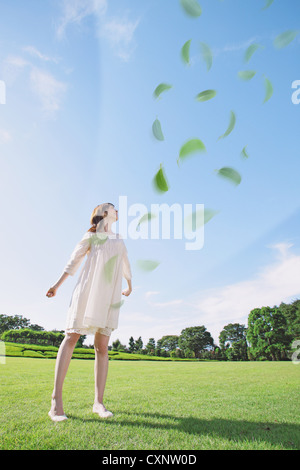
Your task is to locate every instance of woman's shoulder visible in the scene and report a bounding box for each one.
[84,231,94,237]
[84,231,122,239]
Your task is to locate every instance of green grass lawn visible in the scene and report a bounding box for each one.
[0,358,299,450]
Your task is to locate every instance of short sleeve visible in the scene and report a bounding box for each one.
[121,241,132,281]
[63,232,91,276]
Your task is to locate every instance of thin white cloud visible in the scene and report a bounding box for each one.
[29,67,67,113]
[3,55,29,68]
[97,15,141,62]
[189,37,260,67]
[265,241,294,259]
[209,36,261,60]
[22,46,60,64]
[1,52,68,115]
[55,0,141,62]
[55,0,108,40]
[221,36,259,53]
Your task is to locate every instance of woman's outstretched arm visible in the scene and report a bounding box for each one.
[46,232,91,298]
[46,271,70,298]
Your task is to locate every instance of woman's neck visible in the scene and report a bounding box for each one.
[96,218,114,233]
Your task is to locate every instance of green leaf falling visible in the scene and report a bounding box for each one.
[195,89,217,102]
[89,234,108,246]
[263,75,273,103]
[136,212,157,231]
[178,138,206,164]
[153,83,173,99]
[244,43,264,63]
[184,208,220,232]
[199,42,213,71]
[103,254,118,284]
[110,299,125,309]
[217,111,236,140]
[238,70,256,81]
[261,0,274,10]
[273,30,300,49]
[152,118,164,141]
[152,163,169,193]
[241,145,250,159]
[136,260,160,271]
[214,167,242,186]
[180,0,202,17]
[181,39,192,65]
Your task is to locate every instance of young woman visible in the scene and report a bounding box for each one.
[46,203,132,421]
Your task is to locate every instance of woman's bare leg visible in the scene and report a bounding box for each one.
[93,332,112,416]
[94,332,110,404]
[50,332,80,416]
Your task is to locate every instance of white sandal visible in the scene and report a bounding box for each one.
[48,410,68,422]
[93,403,113,418]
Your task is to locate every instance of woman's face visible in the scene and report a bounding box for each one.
[107,205,118,221]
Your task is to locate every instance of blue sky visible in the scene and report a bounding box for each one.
[0,0,300,347]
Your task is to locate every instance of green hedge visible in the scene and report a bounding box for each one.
[3,342,197,361]
[2,329,64,347]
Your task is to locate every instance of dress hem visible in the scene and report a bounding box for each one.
[65,326,114,336]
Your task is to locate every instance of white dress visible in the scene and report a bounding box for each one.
[63,230,132,336]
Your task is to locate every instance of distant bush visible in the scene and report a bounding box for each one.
[3,341,198,361]
[2,329,64,347]
[23,350,45,358]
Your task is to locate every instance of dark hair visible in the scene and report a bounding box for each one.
[87,203,115,233]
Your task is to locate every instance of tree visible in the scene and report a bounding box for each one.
[278,298,300,340]
[29,324,45,331]
[0,314,30,334]
[183,348,194,359]
[134,336,143,353]
[112,339,126,352]
[145,338,156,356]
[226,340,248,361]
[214,347,223,361]
[157,335,179,355]
[247,306,292,361]
[170,348,184,358]
[219,323,248,361]
[178,326,215,358]
[128,336,135,353]
[112,339,121,350]
[75,335,86,348]
[0,314,45,335]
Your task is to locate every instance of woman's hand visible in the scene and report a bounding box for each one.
[122,287,132,297]
[122,279,132,297]
[46,286,57,298]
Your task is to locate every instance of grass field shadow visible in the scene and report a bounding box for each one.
[99,411,299,450]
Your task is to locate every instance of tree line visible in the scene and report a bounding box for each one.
[0,315,85,348]
[1,298,299,360]
[111,299,300,361]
